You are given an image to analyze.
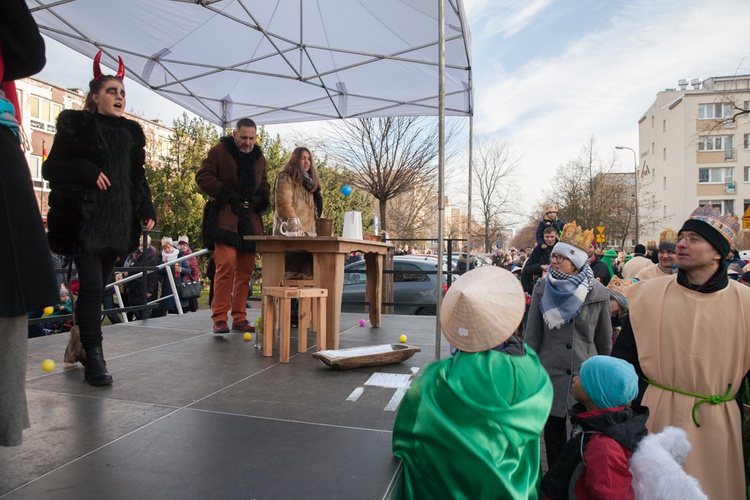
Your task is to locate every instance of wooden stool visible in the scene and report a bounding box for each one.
[280,279,316,343]
[262,286,327,363]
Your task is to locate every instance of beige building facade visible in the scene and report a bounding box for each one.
[14,77,173,219]
[638,75,750,243]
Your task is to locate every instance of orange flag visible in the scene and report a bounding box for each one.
[42,140,47,162]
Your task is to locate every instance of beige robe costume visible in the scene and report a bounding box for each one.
[621,255,653,279]
[634,263,674,281]
[629,275,750,499]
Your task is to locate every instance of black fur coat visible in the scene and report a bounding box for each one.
[43,110,156,258]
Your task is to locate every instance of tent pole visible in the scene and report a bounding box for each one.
[435,0,445,360]
[467,114,472,258]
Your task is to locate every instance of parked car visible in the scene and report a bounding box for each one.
[342,256,447,315]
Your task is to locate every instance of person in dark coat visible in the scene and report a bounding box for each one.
[43,52,156,385]
[196,118,270,334]
[521,226,557,294]
[0,0,59,446]
[587,244,612,286]
[535,203,565,248]
[124,238,160,320]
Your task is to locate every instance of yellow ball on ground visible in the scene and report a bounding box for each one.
[43,306,54,315]
[399,335,407,343]
[41,359,55,371]
[244,332,252,341]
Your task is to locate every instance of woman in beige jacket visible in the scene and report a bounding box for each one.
[273,147,322,236]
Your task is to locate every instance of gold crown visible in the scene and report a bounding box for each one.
[607,275,635,298]
[544,203,558,213]
[646,240,657,249]
[688,206,740,246]
[559,221,594,252]
[659,228,678,245]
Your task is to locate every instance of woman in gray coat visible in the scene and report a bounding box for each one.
[524,233,612,468]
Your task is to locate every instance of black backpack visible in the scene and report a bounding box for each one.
[541,426,596,500]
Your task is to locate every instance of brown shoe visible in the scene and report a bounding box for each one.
[213,321,230,334]
[231,320,255,333]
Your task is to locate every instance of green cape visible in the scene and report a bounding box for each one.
[393,347,553,499]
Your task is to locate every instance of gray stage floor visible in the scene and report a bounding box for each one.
[1,309,450,499]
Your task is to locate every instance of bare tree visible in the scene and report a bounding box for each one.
[547,136,637,247]
[323,117,457,231]
[386,182,438,240]
[472,138,519,252]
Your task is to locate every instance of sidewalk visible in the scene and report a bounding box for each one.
[1,310,447,499]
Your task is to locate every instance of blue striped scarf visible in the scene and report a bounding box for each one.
[539,263,594,330]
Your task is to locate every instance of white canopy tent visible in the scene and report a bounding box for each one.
[28,0,473,357]
[27,0,472,128]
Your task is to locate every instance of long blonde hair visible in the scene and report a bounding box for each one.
[281,147,319,190]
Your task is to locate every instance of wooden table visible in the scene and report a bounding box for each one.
[245,236,391,349]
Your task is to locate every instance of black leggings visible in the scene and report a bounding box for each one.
[73,252,117,349]
[543,415,568,469]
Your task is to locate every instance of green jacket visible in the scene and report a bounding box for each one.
[393,347,553,499]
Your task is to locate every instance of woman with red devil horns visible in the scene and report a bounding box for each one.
[43,51,156,385]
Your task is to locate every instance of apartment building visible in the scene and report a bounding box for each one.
[14,77,173,218]
[638,75,750,243]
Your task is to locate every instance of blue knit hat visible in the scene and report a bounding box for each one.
[579,356,638,409]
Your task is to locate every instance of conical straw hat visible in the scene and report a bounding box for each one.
[441,266,525,352]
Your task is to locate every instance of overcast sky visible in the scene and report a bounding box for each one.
[35,0,750,223]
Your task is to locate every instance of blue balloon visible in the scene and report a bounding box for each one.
[341,185,353,196]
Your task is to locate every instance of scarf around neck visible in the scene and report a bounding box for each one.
[0,90,20,137]
[540,263,594,330]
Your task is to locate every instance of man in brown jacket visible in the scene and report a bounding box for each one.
[196,118,270,334]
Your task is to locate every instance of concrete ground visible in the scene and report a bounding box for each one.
[1,309,450,499]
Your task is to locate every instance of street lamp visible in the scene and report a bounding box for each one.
[616,146,639,246]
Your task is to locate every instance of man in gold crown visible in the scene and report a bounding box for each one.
[525,221,612,468]
[634,229,678,281]
[612,206,750,499]
[535,203,565,248]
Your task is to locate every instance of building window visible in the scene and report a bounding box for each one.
[28,155,49,190]
[662,120,666,133]
[663,176,667,190]
[698,135,735,159]
[700,199,734,214]
[651,115,654,127]
[663,148,666,161]
[698,167,734,184]
[745,167,750,183]
[698,102,732,119]
[651,142,655,155]
[29,95,62,133]
[745,134,750,149]
[698,135,733,151]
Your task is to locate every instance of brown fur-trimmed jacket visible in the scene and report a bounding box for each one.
[272,172,321,235]
[196,137,270,252]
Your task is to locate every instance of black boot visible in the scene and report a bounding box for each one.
[84,346,113,386]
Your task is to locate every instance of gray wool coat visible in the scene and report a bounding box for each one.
[524,277,612,418]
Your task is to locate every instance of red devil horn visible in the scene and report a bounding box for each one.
[93,50,103,80]
[116,56,125,80]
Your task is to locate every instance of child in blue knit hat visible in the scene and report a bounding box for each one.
[542,356,649,499]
